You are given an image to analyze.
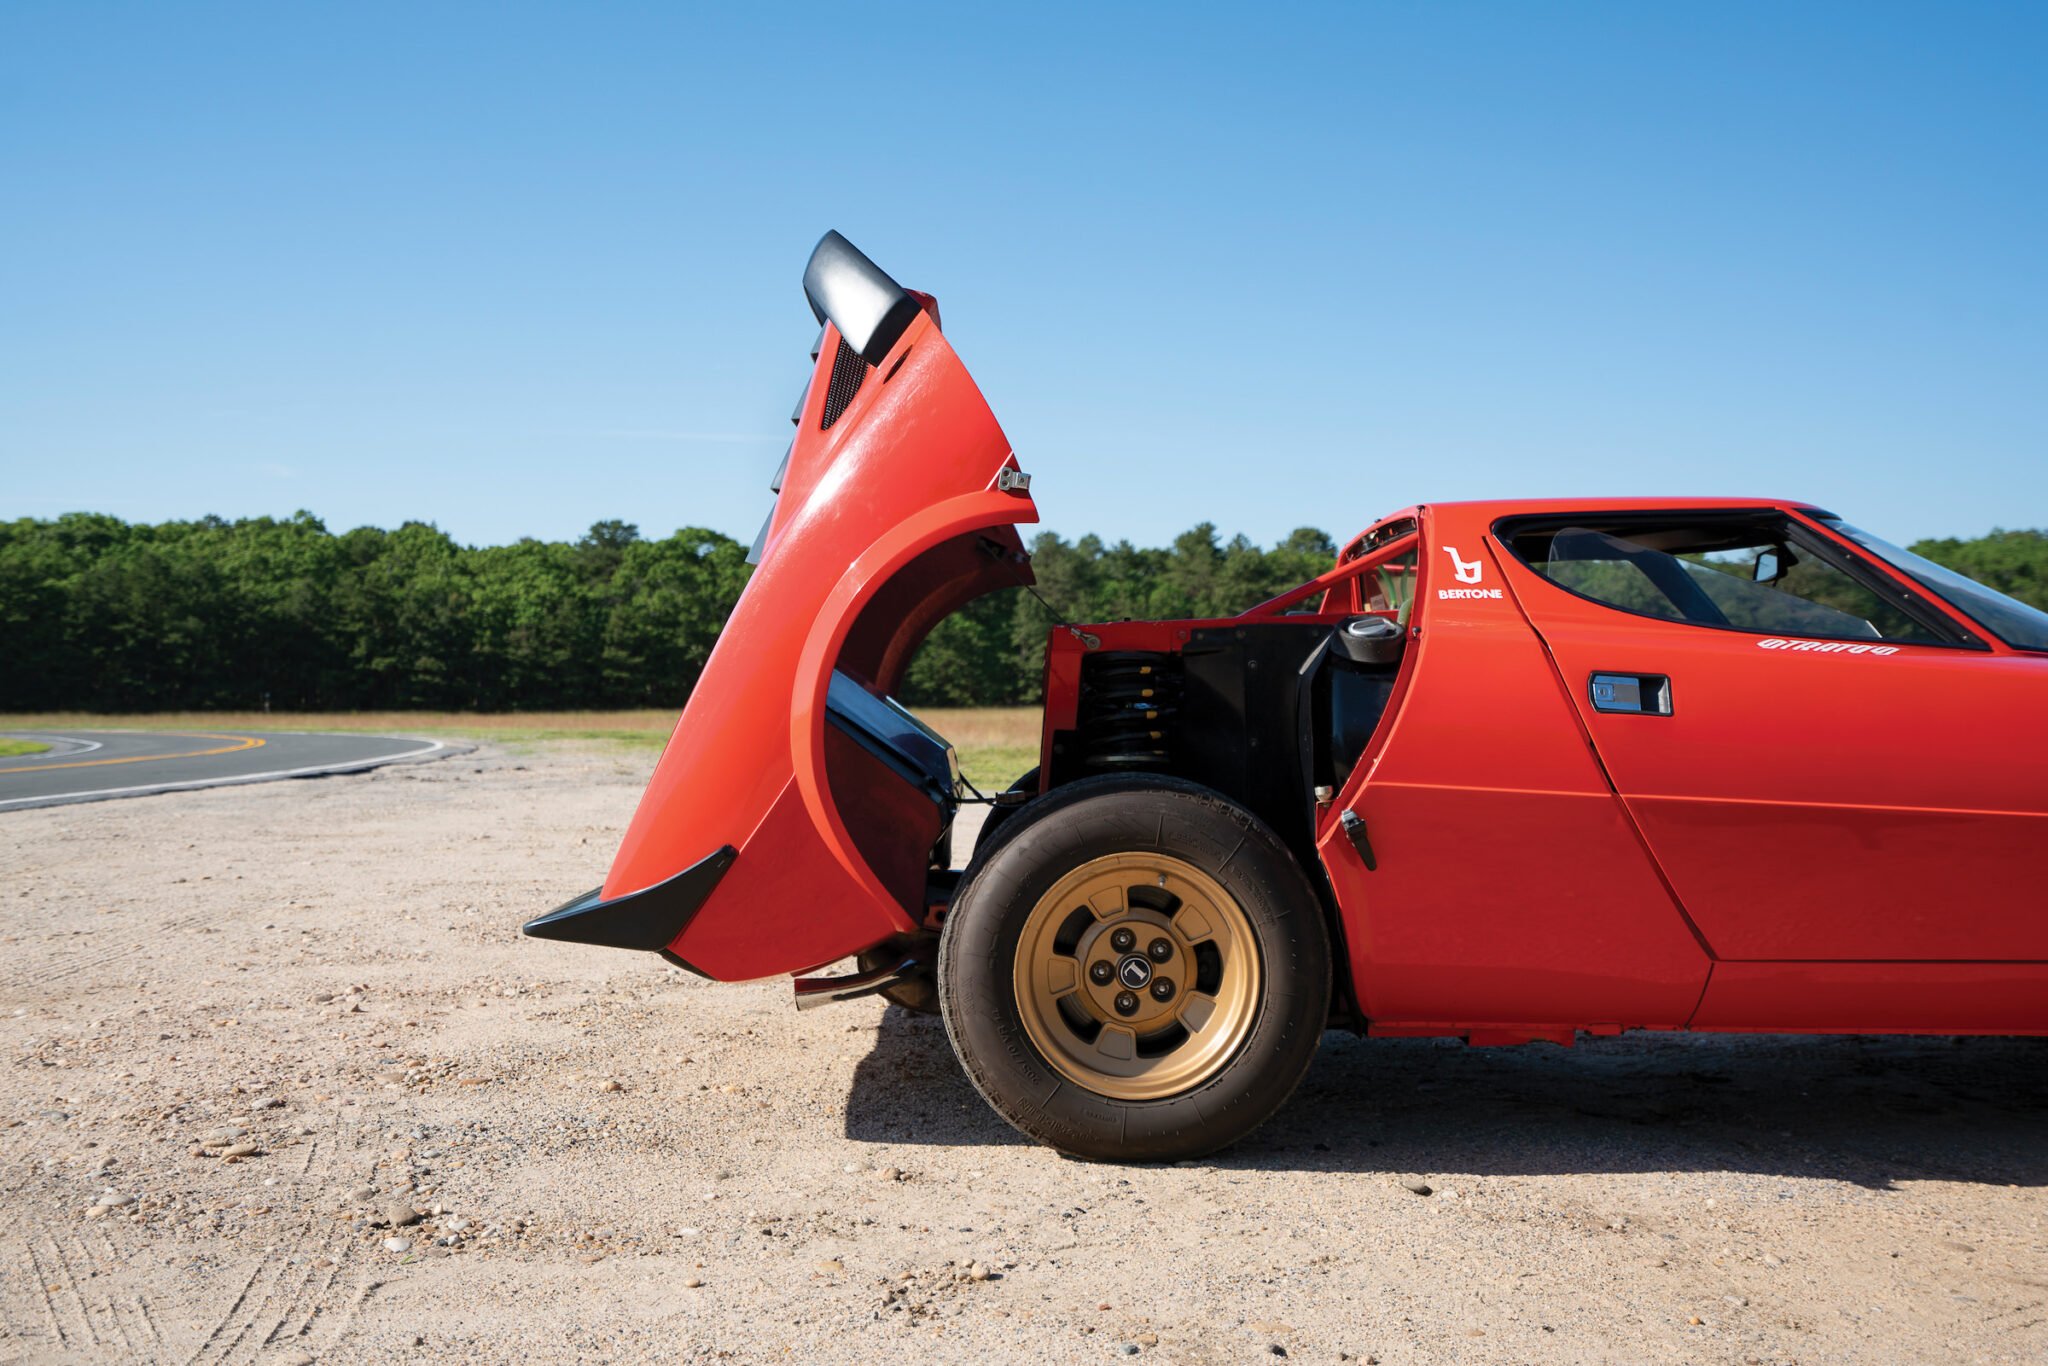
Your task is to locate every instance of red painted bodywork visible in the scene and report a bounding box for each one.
[601,304,1036,981]
[588,282,2046,1038]
[1295,500,2048,1038]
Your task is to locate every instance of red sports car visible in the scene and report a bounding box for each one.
[528,233,2048,1161]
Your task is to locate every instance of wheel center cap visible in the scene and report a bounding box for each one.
[1116,955,1153,989]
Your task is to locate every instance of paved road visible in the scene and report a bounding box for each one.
[0,729,461,811]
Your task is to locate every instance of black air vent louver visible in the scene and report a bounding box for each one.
[820,336,869,431]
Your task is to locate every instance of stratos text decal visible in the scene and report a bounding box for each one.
[1757,638,1899,656]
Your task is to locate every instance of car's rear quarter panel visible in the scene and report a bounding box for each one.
[604,310,1036,980]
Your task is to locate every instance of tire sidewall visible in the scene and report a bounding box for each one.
[941,776,1330,1161]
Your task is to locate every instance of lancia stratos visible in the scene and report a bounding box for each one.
[526,232,2048,1161]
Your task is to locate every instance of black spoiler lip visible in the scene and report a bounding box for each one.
[522,845,738,970]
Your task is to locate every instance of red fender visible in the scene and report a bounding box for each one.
[530,280,1036,981]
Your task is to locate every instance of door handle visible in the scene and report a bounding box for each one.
[1589,673,1672,715]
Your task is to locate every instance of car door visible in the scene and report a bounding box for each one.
[1309,503,1713,1032]
[1497,507,2048,962]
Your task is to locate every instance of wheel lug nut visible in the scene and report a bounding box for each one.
[1088,960,1115,985]
[1113,991,1139,1016]
[1147,937,1173,963]
[1150,977,1175,1002]
[1109,928,1136,952]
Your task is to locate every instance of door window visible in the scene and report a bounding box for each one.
[1507,517,1953,644]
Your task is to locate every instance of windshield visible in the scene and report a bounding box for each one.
[1815,517,2048,652]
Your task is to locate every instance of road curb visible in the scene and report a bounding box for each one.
[0,735,475,812]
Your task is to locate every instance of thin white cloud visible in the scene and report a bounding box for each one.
[595,429,779,443]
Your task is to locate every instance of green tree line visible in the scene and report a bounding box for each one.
[2,512,2043,712]
[0,512,751,710]
[901,526,1342,705]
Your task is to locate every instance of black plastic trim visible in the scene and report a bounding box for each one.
[1339,808,1378,871]
[819,335,869,431]
[522,845,738,952]
[825,671,956,807]
[802,231,923,365]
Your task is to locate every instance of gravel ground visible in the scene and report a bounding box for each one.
[0,742,2042,1365]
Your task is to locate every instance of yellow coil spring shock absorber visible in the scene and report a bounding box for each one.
[1076,651,1181,771]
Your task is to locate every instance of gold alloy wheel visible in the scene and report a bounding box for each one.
[1013,852,1262,1101]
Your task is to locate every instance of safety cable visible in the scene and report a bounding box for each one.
[1017,578,1100,650]
[954,772,1032,808]
[942,570,1087,808]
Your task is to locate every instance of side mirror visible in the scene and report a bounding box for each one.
[1753,549,1784,583]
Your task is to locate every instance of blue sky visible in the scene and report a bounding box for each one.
[5,2,2044,551]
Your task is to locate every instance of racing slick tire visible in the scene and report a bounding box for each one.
[939,775,1330,1161]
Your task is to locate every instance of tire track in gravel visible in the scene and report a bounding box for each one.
[180,1256,267,1366]
[202,1211,347,1366]
[273,1087,427,1362]
[18,1239,77,1355]
[0,912,209,994]
[56,1225,148,1360]
[10,1082,417,1365]
[22,1235,99,1357]
[261,1103,392,1363]
[259,1236,347,1362]
[127,1292,170,1359]
[71,1220,160,1359]
[0,1294,23,1366]
[89,1218,170,1363]
[51,1232,129,1354]
[187,1091,389,1366]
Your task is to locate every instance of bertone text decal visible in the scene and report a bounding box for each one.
[1437,545,1503,600]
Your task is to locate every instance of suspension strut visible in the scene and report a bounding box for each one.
[1076,651,1182,771]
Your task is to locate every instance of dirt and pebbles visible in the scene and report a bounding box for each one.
[0,742,2042,1363]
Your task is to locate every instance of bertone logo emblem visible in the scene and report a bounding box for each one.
[1436,544,1504,600]
[1117,956,1153,989]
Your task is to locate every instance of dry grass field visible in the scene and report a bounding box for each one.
[0,706,1042,793]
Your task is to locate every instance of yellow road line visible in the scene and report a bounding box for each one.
[0,733,266,775]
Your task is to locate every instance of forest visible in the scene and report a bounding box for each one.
[2,511,2043,712]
